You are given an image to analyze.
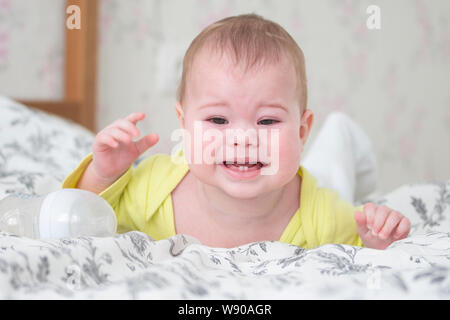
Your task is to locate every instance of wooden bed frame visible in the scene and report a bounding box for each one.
[17,0,98,133]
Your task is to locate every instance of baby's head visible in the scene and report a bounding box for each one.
[174,13,314,199]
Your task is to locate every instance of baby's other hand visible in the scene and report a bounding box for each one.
[354,203,410,250]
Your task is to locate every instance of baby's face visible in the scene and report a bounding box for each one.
[176,48,312,199]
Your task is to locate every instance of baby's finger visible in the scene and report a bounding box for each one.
[393,217,411,240]
[354,210,369,235]
[113,118,140,138]
[378,211,402,240]
[134,133,159,155]
[363,202,376,231]
[96,132,119,149]
[105,127,133,145]
[372,206,390,235]
[126,112,146,125]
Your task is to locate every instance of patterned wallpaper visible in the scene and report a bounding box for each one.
[0,0,449,194]
[0,0,65,99]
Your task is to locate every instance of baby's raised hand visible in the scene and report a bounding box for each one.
[354,203,410,250]
[92,112,159,183]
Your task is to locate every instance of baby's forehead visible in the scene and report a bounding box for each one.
[183,48,300,109]
[191,44,295,78]
[186,51,299,110]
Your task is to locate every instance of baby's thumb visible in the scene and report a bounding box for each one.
[135,133,159,156]
[354,210,369,235]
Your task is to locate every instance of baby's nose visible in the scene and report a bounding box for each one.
[223,128,259,161]
[226,129,259,147]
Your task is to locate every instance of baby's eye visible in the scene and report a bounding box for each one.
[258,119,279,125]
[207,117,228,125]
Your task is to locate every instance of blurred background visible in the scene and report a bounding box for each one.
[0,0,449,194]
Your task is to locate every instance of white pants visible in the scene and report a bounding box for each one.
[301,112,378,204]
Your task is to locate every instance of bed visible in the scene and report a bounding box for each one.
[0,96,449,299]
[1,0,449,299]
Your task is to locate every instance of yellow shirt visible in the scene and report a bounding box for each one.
[61,150,363,249]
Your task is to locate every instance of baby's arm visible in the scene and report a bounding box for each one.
[76,161,120,194]
[76,112,159,194]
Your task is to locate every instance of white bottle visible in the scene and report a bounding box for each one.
[0,189,117,239]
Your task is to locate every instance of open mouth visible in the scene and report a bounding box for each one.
[222,161,267,171]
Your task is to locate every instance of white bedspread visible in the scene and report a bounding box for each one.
[0,231,448,299]
[0,96,449,299]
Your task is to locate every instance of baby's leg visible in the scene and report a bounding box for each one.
[301,112,378,204]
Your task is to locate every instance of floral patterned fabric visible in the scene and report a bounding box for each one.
[0,97,449,299]
[0,96,94,197]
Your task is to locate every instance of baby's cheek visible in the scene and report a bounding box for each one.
[201,136,222,164]
[279,129,302,168]
[279,141,301,170]
[181,127,221,165]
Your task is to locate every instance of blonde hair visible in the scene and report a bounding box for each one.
[177,13,308,112]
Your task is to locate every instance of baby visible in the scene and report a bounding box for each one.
[62,14,410,249]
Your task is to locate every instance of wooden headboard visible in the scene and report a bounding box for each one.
[17,0,98,133]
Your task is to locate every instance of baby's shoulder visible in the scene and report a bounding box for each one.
[314,186,350,205]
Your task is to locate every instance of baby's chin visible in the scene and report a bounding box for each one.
[218,181,269,199]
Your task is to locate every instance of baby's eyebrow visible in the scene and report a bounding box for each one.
[197,101,288,112]
[198,102,229,110]
[259,103,288,112]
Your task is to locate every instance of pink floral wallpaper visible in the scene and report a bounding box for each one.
[0,0,65,98]
[0,0,449,194]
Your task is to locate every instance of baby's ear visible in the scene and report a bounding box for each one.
[175,102,185,128]
[299,109,314,142]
